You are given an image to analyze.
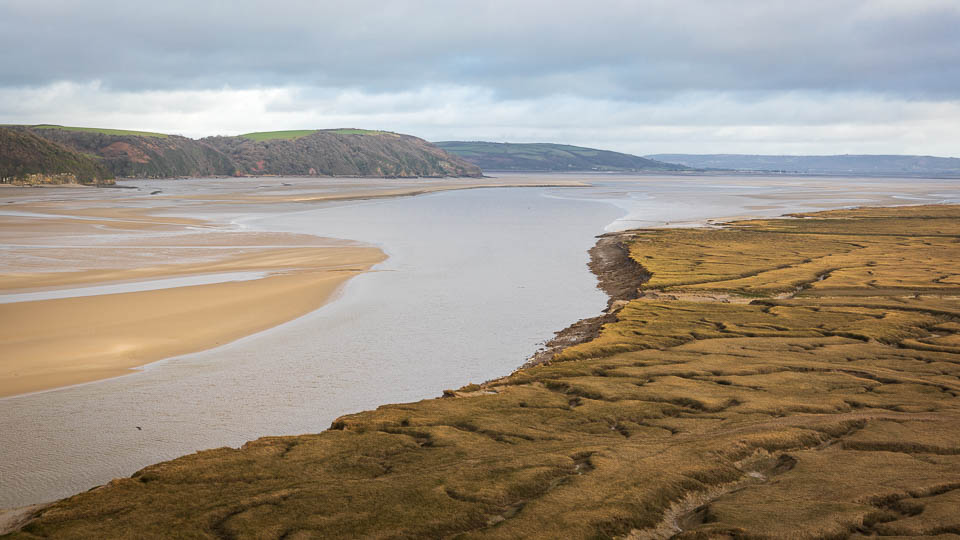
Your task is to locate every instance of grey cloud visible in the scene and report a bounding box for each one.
[2,0,959,99]
[3,81,957,155]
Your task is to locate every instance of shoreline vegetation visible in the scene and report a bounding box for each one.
[5,203,959,538]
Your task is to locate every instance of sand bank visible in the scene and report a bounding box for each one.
[155,179,590,204]
[0,245,384,398]
[0,237,370,289]
[1,184,399,397]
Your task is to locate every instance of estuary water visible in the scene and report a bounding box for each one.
[2,174,959,508]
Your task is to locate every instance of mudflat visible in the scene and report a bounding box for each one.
[0,246,384,397]
[8,204,959,538]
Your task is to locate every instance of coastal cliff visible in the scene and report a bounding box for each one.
[206,130,482,178]
[6,205,960,538]
[26,126,234,179]
[0,128,114,185]
[2,126,482,180]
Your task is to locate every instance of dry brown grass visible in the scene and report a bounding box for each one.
[7,204,960,539]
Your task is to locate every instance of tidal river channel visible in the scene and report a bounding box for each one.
[2,174,959,508]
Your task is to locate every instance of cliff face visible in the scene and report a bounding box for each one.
[204,130,483,177]
[0,128,114,185]
[27,128,234,178]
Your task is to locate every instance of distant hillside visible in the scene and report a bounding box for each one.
[24,125,234,178]
[0,127,113,185]
[647,154,960,176]
[2,125,481,180]
[435,141,688,172]
[205,130,482,177]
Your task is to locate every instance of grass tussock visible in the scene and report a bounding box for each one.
[8,205,960,539]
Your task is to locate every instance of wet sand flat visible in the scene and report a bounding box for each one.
[0,183,403,398]
[0,240,372,289]
[146,179,590,204]
[0,249,383,398]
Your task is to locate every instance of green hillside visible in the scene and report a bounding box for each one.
[206,130,482,177]
[2,125,481,180]
[435,141,688,172]
[22,126,234,178]
[0,127,113,185]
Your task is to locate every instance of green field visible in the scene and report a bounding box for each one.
[326,128,388,136]
[239,130,319,141]
[239,129,388,141]
[30,125,168,138]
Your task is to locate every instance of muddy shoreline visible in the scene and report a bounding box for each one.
[0,505,47,536]
[521,231,649,369]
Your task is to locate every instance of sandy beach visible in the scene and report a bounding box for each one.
[0,245,384,397]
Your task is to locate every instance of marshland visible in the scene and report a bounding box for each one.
[2,174,960,538]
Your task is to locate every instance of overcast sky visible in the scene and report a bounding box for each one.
[2,0,959,155]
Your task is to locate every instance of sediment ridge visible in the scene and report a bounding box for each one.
[5,204,960,539]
